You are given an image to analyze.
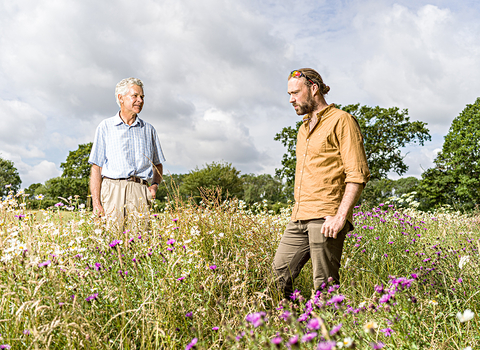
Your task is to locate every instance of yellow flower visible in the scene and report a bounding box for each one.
[363,321,378,333]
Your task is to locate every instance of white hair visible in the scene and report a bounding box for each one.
[115,77,144,107]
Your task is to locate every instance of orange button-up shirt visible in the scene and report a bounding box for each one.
[291,104,370,224]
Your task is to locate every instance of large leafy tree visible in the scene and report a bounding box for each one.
[60,142,93,179]
[241,174,286,204]
[181,161,243,202]
[275,104,431,196]
[419,97,480,210]
[0,156,21,197]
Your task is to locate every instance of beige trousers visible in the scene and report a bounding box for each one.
[101,178,153,230]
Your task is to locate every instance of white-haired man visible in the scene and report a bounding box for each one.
[88,77,165,226]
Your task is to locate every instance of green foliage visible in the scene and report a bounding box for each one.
[419,98,480,210]
[360,176,420,207]
[181,161,244,202]
[0,156,21,197]
[60,142,93,179]
[241,173,286,204]
[274,104,431,188]
[341,104,431,180]
[155,173,187,202]
[35,177,88,202]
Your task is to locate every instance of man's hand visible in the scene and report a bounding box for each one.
[93,203,105,217]
[148,184,158,200]
[321,215,346,239]
[321,182,364,239]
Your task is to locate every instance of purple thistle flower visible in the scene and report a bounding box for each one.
[329,323,342,335]
[177,277,186,282]
[109,239,122,248]
[173,218,179,222]
[85,293,98,302]
[380,328,394,336]
[0,345,12,349]
[245,312,266,328]
[327,294,345,306]
[235,331,246,341]
[297,312,309,322]
[166,239,176,245]
[185,312,193,318]
[271,335,282,346]
[307,318,322,330]
[279,310,291,321]
[38,260,51,268]
[212,327,219,331]
[23,329,30,335]
[288,335,299,345]
[209,265,217,270]
[54,202,64,207]
[301,332,317,343]
[370,341,385,349]
[185,337,197,350]
[94,263,102,271]
[290,289,301,300]
[317,341,336,350]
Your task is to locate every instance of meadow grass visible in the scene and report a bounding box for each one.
[0,190,479,349]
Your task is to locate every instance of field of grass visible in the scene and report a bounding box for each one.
[0,190,479,349]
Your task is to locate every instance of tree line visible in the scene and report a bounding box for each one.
[1,97,479,211]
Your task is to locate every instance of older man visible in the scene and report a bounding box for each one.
[88,77,165,226]
[273,68,370,299]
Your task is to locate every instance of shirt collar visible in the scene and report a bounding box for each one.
[303,103,336,125]
[114,112,144,127]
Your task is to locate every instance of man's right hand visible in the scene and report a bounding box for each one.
[93,203,105,217]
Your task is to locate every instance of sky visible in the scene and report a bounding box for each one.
[1,0,479,188]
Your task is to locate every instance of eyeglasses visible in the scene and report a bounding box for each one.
[290,70,315,85]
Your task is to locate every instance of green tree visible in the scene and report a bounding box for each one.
[0,156,21,197]
[181,161,243,202]
[241,174,286,204]
[274,104,431,189]
[155,174,186,202]
[419,97,480,210]
[60,142,93,179]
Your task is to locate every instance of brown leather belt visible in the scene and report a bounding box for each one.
[103,176,148,186]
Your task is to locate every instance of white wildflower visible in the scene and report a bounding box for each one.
[459,255,470,269]
[457,309,474,323]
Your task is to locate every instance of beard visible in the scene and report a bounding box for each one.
[293,91,318,116]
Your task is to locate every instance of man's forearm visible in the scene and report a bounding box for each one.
[90,164,103,207]
[336,182,364,221]
[152,164,163,184]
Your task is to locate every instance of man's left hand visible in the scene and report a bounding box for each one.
[321,215,346,239]
[148,184,158,200]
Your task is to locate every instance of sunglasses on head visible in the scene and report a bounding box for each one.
[290,70,315,85]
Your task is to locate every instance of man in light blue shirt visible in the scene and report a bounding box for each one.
[88,77,165,223]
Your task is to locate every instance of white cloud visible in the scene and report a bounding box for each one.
[20,160,62,188]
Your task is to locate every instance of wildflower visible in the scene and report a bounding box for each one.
[212,327,219,331]
[235,331,246,341]
[109,239,122,248]
[38,260,51,268]
[177,277,185,282]
[301,332,317,343]
[290,289,301,300]
[464,347,472,350]
[317,341,336,350]
[428,300,438,306]
[456,309,474,323]
[0,345,12,349]
[306,317,322,330]
[271,335,282,347]
[245,312,266,328]
[209,265,217,270]
[185,337,197,350]
[54,202,64,207]
[288,335,299,345]
[279,310,291,321]
[329,323,342,335]
[380,328,394,336]
[458,278,463,283]
[459,256,470,269]
[166,239,176,245]
[94,263,102,271]
[23,329,30,335]
[370,341,385,349]
[85,293,98,302]
[327,294,345,306]
[363,321,378,333]
[337,337,354,348]
[185,312,193,318]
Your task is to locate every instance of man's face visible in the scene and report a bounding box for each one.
[287,78,316,116]
[119,84,144,115]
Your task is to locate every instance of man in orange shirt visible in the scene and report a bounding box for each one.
[273,68,370,299]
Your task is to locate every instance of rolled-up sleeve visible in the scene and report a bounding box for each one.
[338,115,370,185]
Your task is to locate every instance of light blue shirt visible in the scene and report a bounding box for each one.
[88,113,166,182]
